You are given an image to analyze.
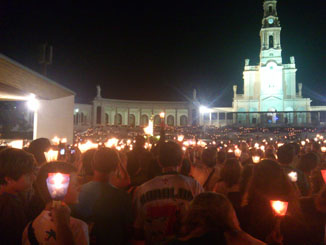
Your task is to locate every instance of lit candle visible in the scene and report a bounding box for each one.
[252,156,261,164]
[44,149,59,162]
[52,136,60,145]
[270,200,288,216]
[321,170,326,184]
[288,171,298,182]
[46,173,70,206]
[177,135,184,142]
[321,146,326,153]
[301,141,306,146]
[159,112,165,119]
[235,148,242,158]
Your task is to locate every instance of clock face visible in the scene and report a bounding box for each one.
[268,18,274,24]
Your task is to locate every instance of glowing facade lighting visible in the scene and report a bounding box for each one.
[199,106,212,114]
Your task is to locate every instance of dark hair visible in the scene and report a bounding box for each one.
[35,162,77,204]
[297,152,319,174]
[80,149,97,176]
[277,144,295,165]
[27,138,51,165]
[159,142,182,167]
[217,151,226,164]
[220,158,242,188]
[93,148,119,173]
[0,148,36,185]
[135,136,145,149]
[182,192,234,242]
[201,147,217,168]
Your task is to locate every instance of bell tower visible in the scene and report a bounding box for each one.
[260,0,282,65]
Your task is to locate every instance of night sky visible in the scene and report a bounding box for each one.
[1,0,325,106]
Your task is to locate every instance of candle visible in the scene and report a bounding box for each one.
[44,149,59,162]
[321,170,326,184]
[252,156,261,164]
[235,148,242,158]
[46,173,70,205]
[321,146,326,153]
[301,141,306,146]
[288,171,298,182]
[177,135,184,142]
[159,112,165,119]
[270,200,288,216]
[52,136,60,145]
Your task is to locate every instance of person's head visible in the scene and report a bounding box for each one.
[135,136,146,149]
[265,149,276,160]
[297,152,319,174]
[220,158,242,188]
[217,151,226,165]
[35,162,78,205]
[27,138,51,166]
[246,159,296,202]
[201,147,217,168]
[311,142,321,153]
[277,144,295,165]
[0,148,36,193]
[183,192,240,236]
[93,147,119,175]
[80,149,97,176]
[159,142,183,168]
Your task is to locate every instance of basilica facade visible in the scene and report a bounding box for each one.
[74,0,326,130]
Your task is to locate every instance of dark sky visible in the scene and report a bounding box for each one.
[0,0,325,106]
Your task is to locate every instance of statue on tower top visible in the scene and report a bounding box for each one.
[96,85,102,98]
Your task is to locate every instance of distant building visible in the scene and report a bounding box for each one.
[74,0,326,130]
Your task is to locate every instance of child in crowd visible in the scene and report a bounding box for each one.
[0,148,36,245]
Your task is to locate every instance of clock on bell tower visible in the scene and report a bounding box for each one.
[260,0,282,65]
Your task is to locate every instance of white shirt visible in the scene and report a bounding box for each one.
[133,174,203,244]
[22,210,89,245]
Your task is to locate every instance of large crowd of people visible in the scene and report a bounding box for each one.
[1,131,326,244]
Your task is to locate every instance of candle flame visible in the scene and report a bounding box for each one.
[270,200,288,216]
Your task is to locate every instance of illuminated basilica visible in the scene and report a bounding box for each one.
[74,0,326,129]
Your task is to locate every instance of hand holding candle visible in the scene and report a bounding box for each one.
[44,149,59,162]
[252,155,261,164]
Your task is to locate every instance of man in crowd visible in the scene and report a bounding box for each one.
[75,147,133,245]
[133,141,203,244]
[0,148,36,245]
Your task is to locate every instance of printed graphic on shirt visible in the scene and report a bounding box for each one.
[45,229,56,241]
[140,187,193,205]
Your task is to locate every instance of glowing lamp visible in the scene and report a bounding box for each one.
[321,146,326,153]
[44,149,59,162]
[26,94,39,111]
[9,140,23,149]
[260,145,265,152]
[228,149,234,153]
[270,200,288,216]
[159,112,165,119]
[52,136,60,146]
[288,171,298,182]
[321,170,326,184]
[46,173,70,206]
[252,156,261,164]
[235,148,241,158]
[177,135,184,142]
[61,138,67,144]
[301,141,306,146]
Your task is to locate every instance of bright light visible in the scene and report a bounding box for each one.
[26,94,39,111]
[177,135,184,142]
[74,108,79,113]
[52,136,60,145]
[321,146,326,153]
[270,200,288,216]
[144,119,154,136]
[301,141,306,146]
[44,149,59,162]
[235,148,241,158]
[159,112,165,119]
[288,171,298,182]
[199,106,212,114]
[252,156,261,164]
[9,140,23,149]
[47,173,70,201]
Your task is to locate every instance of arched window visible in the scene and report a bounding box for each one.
[180,115,188,126]
[73,114,77,125]
[129,114,135,127]
[81,112,84,124]
[141,115,149,126]
[96,106,102,124]
[269,35,274,49]
[167,115,174,126]
[115,113,122,125]
[154,115,161,126]
[105,113,109,125]
[76,113,80,125]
